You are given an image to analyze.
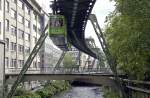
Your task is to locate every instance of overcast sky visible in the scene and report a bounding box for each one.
[36,0,115,48]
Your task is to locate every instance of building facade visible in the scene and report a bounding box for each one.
[0,0,47,90]
[40,37,62,68]
[66,46,95,68]
[1,0,44,73]
[0,0,4,40]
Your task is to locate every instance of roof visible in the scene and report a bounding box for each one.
[53,0,97,58]
[25,0,42,14]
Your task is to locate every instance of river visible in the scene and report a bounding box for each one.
[53,86,104,98]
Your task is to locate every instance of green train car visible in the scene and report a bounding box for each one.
[49,15,69,50]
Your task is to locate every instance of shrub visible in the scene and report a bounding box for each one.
[13,88,41,98]
[103,87,120,98]
[13,81,71,98]
[36,80,71,98]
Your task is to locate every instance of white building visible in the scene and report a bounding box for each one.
[0,0,4,40]
[0,0,48,90]
[1,0,45,72]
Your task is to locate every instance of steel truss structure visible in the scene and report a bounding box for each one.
[53,51,66,72]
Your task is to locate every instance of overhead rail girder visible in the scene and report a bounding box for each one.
[53,0,97,58]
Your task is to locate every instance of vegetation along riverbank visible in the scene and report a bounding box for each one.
[12,80,71,98]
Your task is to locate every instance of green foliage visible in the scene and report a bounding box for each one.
[103,86,120,98]
[13,88,41,98]
[97,51,106,68]
[105,0,150,80]
[63,53,76,67]
[13,81,70,98]
[35,80,71,98]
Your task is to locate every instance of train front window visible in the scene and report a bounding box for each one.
[49,18,63,28]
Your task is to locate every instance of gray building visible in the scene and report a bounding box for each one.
[0,0,4,40]
[40,37,62,68]
[0,0,47,90]
[1,0,44,72]
[0,0,63,73]
[67,46,89,68]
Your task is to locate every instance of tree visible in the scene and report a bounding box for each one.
[105,0,150,80]
[63,53,76,68]
[97,51,106,68]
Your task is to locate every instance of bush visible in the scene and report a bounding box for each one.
[13,88,41,98]
[13,81,71,98]
[103,87,120,98]
[35,80,71,98]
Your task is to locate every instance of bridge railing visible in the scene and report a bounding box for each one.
[121,79,150,98]
[5,67,112,75]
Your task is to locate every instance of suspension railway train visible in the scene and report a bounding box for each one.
[49,15,70,51]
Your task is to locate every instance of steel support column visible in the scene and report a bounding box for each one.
[53,51,66,72]
[89,14,127,98]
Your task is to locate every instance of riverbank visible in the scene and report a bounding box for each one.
[102,86,120,98]
[12,80,71,98]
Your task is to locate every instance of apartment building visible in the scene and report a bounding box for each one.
[0,0,4,40]
[2,0,45,72]
[0,0,49,90]
[40,37,62,68]
[67,46,93,68]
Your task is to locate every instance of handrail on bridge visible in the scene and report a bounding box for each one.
[5,67,112,75]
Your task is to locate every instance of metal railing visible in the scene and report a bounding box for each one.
[5,67,112,75]
[121,79,150,98]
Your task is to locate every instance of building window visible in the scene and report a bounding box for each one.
[18,14,24,23]
[5,19,9,31]
[18,44,24,53]
[38,28,41,33]
[33,24,36,31]
[11,9,16,19]
[18,60,24,67]
[6,1,9,12]
[25,47,30,54]
[33,61,37,68]
[10,42,16,51]
[38,62,40,67]
[18,0,24,9]
[18,29,24,39]
[0,0,1,10]
[25,33,30,41]
[38,16,41,23]
[25,19,30,28]
[10,59,16,68]
[33,37,37,44]
[25,5,30,15]
[12,0,17,3]
[5,57,9,68]
[11,25,17,36]
[0,22,2,34]
[5,38,9,50]
[33,13,37,20]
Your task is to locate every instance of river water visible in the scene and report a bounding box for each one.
[53,87,104,98]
